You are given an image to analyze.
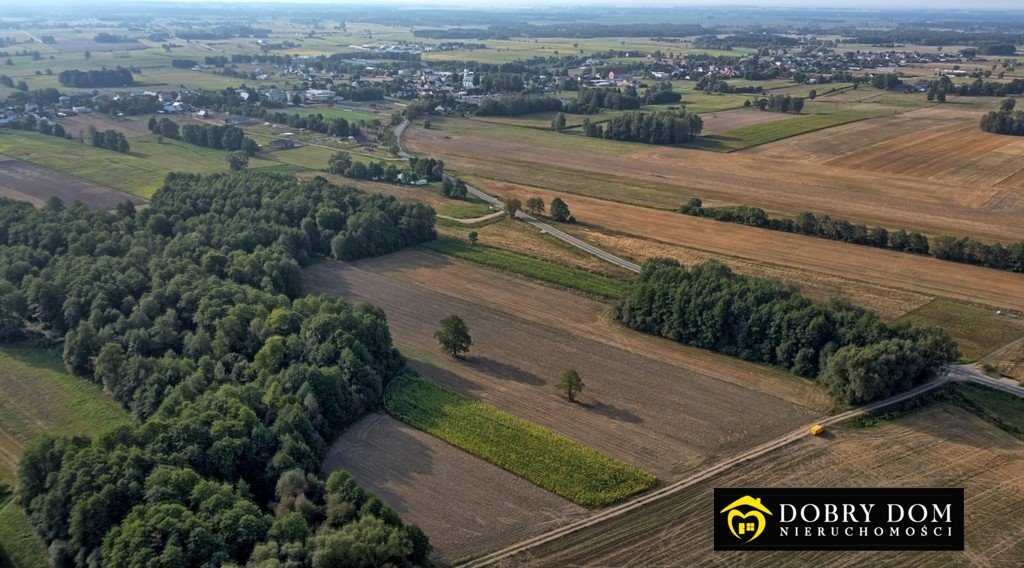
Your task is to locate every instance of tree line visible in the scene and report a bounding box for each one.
[177,122,260,156]
[615,259,958,405]
[327,153,445,188]
[746,93,804,113]
[681,198,1024,272]
[57,67,134,88]
[564,87,641,114]
[476,94,563,117]
[584,109,703,144]
[263,111,363,138]
[5,172,435,566]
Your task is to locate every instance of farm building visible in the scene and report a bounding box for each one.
[267,139,296,150]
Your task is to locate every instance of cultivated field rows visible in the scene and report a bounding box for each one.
[407,115,1024,242]
[305,251,826,482]
[459,180,1024,316]
[510,405,1024,567]
[322,413,585,564]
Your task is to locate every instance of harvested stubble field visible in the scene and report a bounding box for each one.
[461,181,1024,317]
[304,250,827,483]
[408,118,1024,242]
[748,106,1024,211]
[698,108,793,133]
[0,157,144,209]
[322,413,585,565]
[510,397,1024,567]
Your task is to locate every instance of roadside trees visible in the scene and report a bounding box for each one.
[505,197,522,220]
[549,197,571,222]
[525,197,545,215]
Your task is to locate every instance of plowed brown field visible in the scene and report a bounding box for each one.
[323,413,585,564]
[407,116,1024,242]
[305,251,826,482]
[513,404,1024,567]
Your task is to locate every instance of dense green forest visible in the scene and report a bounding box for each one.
[615,259,958,404]
[1,173,435,567]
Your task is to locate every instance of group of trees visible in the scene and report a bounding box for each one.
[564,87,641,114]
[680,197,1024,272]
[747,94,804,113]
[2,113,66,139]
[6,171,436,566]
[936,76,1024,97]
[476,94,563,117]
[980,98,1024,136]
[695,76,764,94]
[615,259,958,404]
[584,109,703,145]
[89,127,130,153]
[643,82,683,104]
[476,73,524,93]
[57,67,134,88]
[327,153,443,188]
[442,177,468,199]
[264,112,362,139]
[171,59,198,69]
[180,123,260,156]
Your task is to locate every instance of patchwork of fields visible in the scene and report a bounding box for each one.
[407,116,1024,243]
[306,250,826,481]
[513,392,1024,566]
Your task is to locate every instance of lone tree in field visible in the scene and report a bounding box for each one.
[227,151,249,172]
[505,197,522,220]
[549,197,571,222]
[468,231,478,245]
[525,197,545,215]
[551,112,567,132]
[556,369,584,402]
[435,314,472,358]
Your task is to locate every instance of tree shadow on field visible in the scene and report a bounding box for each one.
[466,356,545,387]
[579,399,644,425]
[407,358,484,396]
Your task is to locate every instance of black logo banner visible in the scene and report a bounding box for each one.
[714,488,964,551]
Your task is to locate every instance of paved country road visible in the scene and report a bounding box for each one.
[393,119,1024,566]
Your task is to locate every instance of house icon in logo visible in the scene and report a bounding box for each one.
[720,495,773,543]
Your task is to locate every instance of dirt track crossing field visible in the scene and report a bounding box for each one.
[0,157,144,209]
[508,404,1024,567]
[407,117,1024,242]
[305,250,826,483]
[465,181,1024,316]
[322,413,585,564]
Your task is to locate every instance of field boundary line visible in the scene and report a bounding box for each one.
[457,365,1011,566]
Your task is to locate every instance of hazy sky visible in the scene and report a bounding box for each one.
[25,0,1024,8]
